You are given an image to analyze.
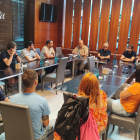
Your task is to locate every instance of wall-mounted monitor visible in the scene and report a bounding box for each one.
[39,3,57,22]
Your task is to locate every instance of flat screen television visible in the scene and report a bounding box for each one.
[39,3,57,22]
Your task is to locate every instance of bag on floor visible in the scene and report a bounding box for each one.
[55,95,86,140]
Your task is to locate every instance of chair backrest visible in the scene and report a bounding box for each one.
[56,47,62,56]
[135,105,140,131]
[56,57,68,83]
[88,56,95,72]
[0,101,34,140]
[16,50,22,56]
[35,48,41,55]
[63,92,89,122]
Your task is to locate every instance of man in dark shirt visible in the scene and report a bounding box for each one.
[98,43,111,60]
[0,41,21,86]
[120,44,136,63]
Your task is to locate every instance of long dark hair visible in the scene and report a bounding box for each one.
[135,66,140,83]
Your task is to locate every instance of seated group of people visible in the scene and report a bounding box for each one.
[72,41,137,75]
[0,40,56,87]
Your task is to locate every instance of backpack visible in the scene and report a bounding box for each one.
[55,95,89,140]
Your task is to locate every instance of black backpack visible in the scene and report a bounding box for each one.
[55,94,89,140]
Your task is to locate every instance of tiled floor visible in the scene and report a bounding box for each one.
[0,70,137,140]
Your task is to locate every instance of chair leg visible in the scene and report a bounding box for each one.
[134,131,139,140]
[41,74,46,91]
[56,83,57,95]
[5,80,8,95]
[111,125,115,132]
[105,123,110,140]
[51,82,52,88]
[102,133,105,140]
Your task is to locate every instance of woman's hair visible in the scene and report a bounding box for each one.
[78,72,100,105]
[135,66,140,83]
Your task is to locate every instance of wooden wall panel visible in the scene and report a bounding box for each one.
[89,0,101,51]
[108,0,121,53]
[129,0,140,53]
[98,0,111,50]
[81,0,91,46]
[34,0,60,50]
[72,0,82,48]
[117,0,132,54]
[64,0,73,48]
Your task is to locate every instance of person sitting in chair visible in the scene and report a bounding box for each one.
[72,40,88,74]
[10,69,53,140]
[98,43,111,60]
[120,44,136,63]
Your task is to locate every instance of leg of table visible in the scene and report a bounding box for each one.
[72,60,75,77]
[18,75,22,93]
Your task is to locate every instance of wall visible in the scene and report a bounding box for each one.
[63,0,140,55]
[34,0,64,50]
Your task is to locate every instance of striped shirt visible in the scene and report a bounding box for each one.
[20,48,36,63]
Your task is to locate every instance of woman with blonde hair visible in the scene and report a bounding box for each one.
[78,72,108,132]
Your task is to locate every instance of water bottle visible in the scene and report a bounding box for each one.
[113,53,116,65]
[55,52,58,59]
[94,68,99,79]
[40,53,44,66]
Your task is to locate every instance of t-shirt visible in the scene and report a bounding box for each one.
[122,51,136,63]
[121,83,140,113]
[0,50,16,68]
[0,90,5,101]
[41,46,55,59]
[10,92,51,139]
[72,45,88,56]
[98,49,111,57]
[20,48,36,63]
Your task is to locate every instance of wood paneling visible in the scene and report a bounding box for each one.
[108,0,121,53]
[64,0,73,48]
[89,0,101,51]
[129,0,140,52]
[117,0,132,54]
[98,0,111,50]
[34,0,61,50]
[81,0,91,46]
[0,0,12,51]
[72,0,82,48]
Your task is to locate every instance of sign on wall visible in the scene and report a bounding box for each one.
[0,0,12,51]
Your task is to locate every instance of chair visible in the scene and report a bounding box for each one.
[16,50,22,56]
[41,57,68,94]
[55,47,62,56]
[35,48,41,55]
[105,105,140,140]
[87,56,95,72]
[99,128,106,140]
[0,101,35,140]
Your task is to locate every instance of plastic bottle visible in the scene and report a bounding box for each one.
[113,53,116,65]
[40,53,44,66]
[94,68,99,79]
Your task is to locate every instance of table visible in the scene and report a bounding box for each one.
[54,60,135,98]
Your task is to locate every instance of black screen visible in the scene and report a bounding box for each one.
[39,3,57,22]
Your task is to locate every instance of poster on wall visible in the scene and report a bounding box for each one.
[0,0,12,51]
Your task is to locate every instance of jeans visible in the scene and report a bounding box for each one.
[35,126,53,140]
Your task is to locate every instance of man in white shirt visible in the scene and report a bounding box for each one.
[20,41,42,82]
[41,40,57,74]
[72,40,88,74]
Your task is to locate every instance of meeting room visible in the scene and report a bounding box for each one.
[0,0,140,140]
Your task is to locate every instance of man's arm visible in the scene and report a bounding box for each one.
[42,115,49,127]
[44,52,55,59]
[24,56,37,62]
[3,50,15,66]
[121,57,135,62]
[72,48,78,55]
[120,55,125,60]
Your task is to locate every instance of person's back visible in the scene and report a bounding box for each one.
[77,73,108,132]
[10,69,51,140]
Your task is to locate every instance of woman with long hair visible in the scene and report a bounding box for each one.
[77,72,108,132]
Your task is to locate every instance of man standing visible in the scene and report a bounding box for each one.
[98,43,111,60]
[72,40,88,74]
[41,40,57,74]
[120,44,136,63]
[10,69,53,140]
[0,41,21,86]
